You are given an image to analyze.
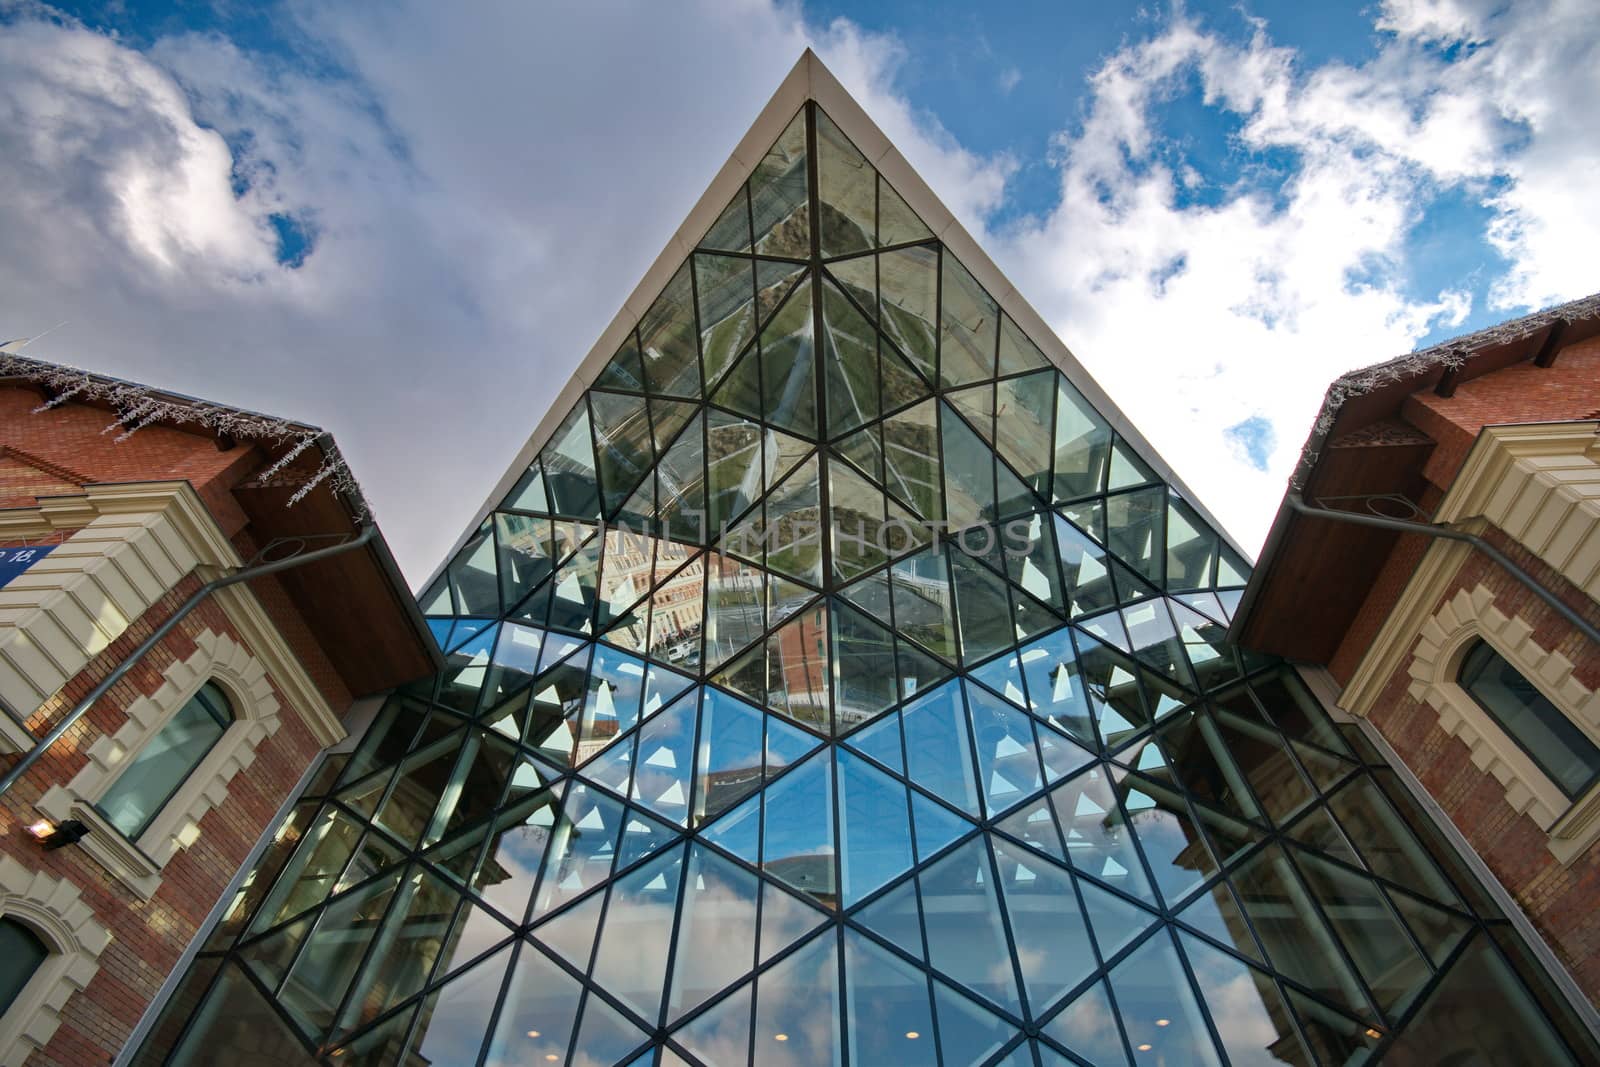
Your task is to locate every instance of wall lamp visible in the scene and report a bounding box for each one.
[25,819,89,851]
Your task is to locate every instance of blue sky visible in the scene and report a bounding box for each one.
[1,0,1594,578]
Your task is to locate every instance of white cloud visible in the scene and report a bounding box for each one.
[0,3,1005,579]
[972,0,1597,554]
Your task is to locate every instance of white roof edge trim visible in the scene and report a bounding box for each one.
[421,48,1250,595]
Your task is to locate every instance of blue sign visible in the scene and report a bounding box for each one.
[0,545,56,589]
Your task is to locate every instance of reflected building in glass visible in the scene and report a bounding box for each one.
[132,52,1600,1067]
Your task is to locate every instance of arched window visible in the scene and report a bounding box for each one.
[0,918,47,1017]
[96,681,235,839]
[1458,640,1600,799]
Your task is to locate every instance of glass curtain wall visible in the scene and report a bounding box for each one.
[135,102,1599,1067]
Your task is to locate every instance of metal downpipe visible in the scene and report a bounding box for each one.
[1286,492,1600,648]
[0,522,379,799]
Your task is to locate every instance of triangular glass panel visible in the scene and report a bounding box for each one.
[696,252,759,388]
[638,262,702,398]
[1052,379,1113,503]
[673,983,753,1065]
[1043,978,1131,1066]
[878,176,932,246]
[998,312,1051,374]
[843,710,905,775]
[406,940,512,1067]
[879,245,939,381]
[544,405,603,518]
[1105,930,1222,1067]
[842,928,938,1067]
[901,681,980,817]
[700,186,753,253]
[589,842,685,1022]
[852,874,925,959]
[1175,879,1266,965]
[991,835,1097,1015]
[910,790,975,864]
[816,108,876,258]
[532,890,605,972]
[758,749,836,906]
[629,689,697,826]
[831,597,898,730]
[994,795,1065,863]
[822,277,880,439]
[932,976,1020,1065]
[571,992,650,1066]
[939,252,999,388]
[837,749,914,907]
[1077,876,1159,962]
[1177,931,1313,1067]
[883,398,942,520]
[760,877,831,964]
[702,789,760,866]
[596,330,646,393]
[829,254,876,319]
[693,688,766,827]
[530,781,623,918]
[760,275,817,437]
[750,109,810,258]
[964,680,1047,816]
[710,340,764,421]
[917,837,1022,1013]
[668,843,760,1020]
[751,930,841,1065]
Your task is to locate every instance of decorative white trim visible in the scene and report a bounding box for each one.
[1408,584,1600,863]
[1436,422,1600,603]
[1344,421,1600,717]
[0,480,343,754]
[0,855,111,1065]
[35,631,282,898]
[0,483,234,745]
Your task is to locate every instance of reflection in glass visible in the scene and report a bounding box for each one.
[752,931,842,1067]
[837,749,913,906]
[1108,930,1220,1067]
[589,844,684,1022]
[917,837,1021,1013]
[668,845,759,1020]
[843,928,937,1066]
[483,941,582,1067]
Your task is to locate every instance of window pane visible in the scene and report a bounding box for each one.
[0,919,46,1013]
[98,687,232,838]
[1460,641,1600,797]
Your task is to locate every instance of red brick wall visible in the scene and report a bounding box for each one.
[1404,335,1600,495]
[1360,524,1600,1005]
[0,389,251,522]
[2,577,327,1066]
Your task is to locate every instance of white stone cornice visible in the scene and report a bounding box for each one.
[0,480,341,753]
[1344,420,1600,718]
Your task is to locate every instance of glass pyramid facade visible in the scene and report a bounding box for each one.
[134,68,1597,1067]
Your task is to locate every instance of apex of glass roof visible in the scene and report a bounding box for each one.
[430,50,1239,595]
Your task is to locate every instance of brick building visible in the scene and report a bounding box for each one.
[0,350,437,1065]
[1233,293,1600,1013]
